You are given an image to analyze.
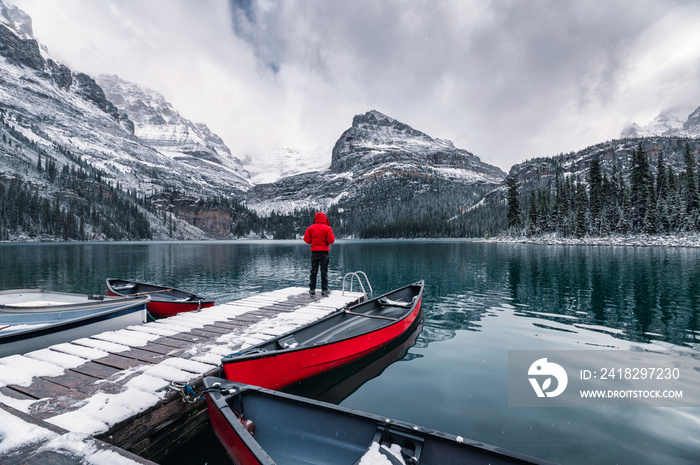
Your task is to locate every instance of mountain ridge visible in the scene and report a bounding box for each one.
[621,106,700,139]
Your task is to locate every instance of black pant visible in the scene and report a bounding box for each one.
[309,251,329,291]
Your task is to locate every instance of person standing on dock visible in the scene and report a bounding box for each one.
[304,212,335,296]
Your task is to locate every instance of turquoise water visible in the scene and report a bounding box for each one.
[1,240,699,464]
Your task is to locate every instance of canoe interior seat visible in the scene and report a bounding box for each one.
[353,426,424,465]
[112,283,136,291]
[377,297,413,308]
[278,335,299,349]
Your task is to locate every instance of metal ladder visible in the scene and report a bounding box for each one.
[342,271,373,301]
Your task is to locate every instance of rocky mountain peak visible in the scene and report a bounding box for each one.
[330,110,504,181]
[349,109,429,140]
[0,2,33,39]
[352,109,396,126]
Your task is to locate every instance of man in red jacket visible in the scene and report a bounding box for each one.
[304,212,335,296]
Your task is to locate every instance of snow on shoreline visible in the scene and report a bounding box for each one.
[486,233,700,248]
[6,232,700,247]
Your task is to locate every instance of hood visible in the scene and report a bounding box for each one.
[314,212,330,225]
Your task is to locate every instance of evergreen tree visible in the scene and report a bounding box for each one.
[683,143,699,228]
[588,158,603,234]
[527,190,538,236]
[630,145,654,233]
[506,177,521,231]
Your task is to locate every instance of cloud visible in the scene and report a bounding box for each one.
[9,0,700,173]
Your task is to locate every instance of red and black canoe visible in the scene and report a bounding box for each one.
[203,377,557,465]
[221,281,424,390]
[106,278,214,318]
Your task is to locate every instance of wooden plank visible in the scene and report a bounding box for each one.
[0,385,35,401]
[186,328,229,338]
[204,319,249,330]
[229,313,269,324]
[70,361,121,379]
[196,324,233,335]
[7,378,88,419]
[92,353,148,371]
[135,341,185,356]
[42,370,122,396]
[9,377,88,403]
[119,347,168,362]
[162,332,207,344]
[147,335,206,348]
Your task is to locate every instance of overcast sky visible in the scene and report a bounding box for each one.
[9,0,700,172]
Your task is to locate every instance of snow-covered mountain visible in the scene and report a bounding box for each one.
[621,107,700,138]
[0,2,249,200]
[96,74,250,192]
[247,110,506,231]
[243,146,329,185]
[330,110,504,179]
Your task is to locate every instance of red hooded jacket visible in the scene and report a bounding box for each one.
[304,212,335,251]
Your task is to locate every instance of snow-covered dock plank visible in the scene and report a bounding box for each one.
[0,287,364,463]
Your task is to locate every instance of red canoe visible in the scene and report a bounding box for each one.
[221,281,424,390]
[106,278,214,318]
[203,377,557,465]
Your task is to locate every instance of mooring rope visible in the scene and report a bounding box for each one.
[168,381,204,403]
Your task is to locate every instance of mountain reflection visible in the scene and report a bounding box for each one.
[502,245,700,346]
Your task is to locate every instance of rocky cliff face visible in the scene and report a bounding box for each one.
[683,107,700,137]
[96,74,251,193]
[172,202,233,239]
[0,5,127,124]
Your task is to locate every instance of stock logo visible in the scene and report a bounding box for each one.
[528,358,568,398]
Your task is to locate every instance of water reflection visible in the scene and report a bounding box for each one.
[501,245,700,346]
[2,241,698,346]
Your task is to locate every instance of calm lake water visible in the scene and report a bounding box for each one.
[1,240,699,464]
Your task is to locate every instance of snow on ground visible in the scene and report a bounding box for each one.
[0,407,145,464]
[489,233,700,248]
[0,408,54,455]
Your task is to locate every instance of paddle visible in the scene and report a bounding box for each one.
[0,325,10,331]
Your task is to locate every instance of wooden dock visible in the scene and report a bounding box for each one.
[0,287,364,464]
